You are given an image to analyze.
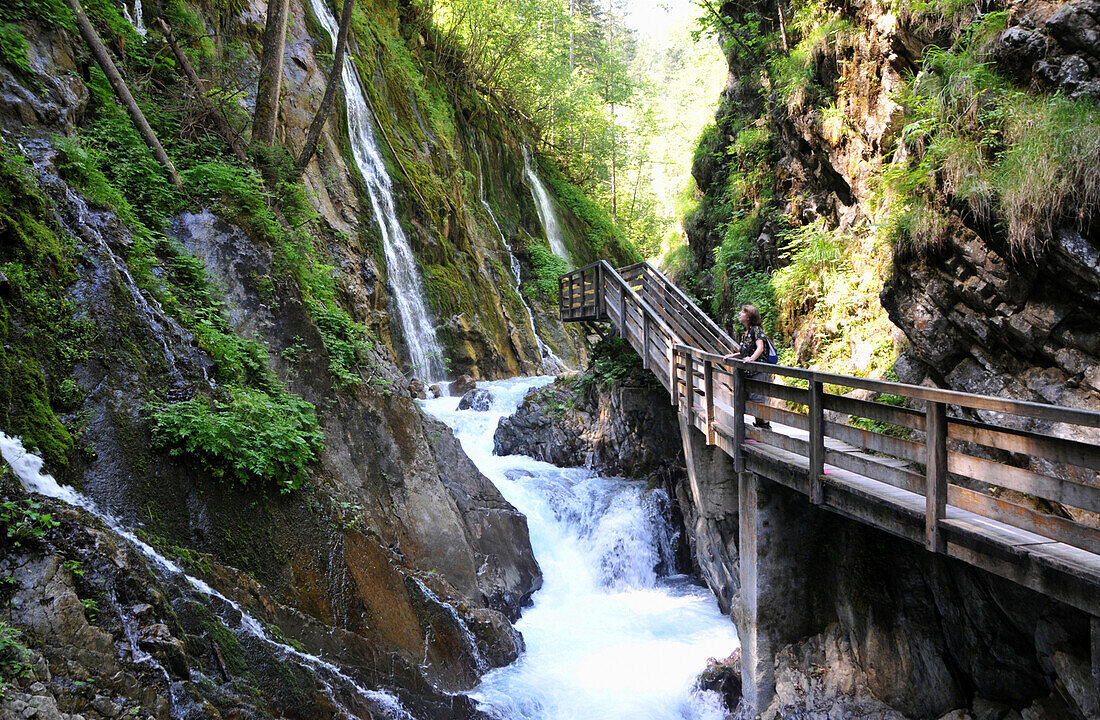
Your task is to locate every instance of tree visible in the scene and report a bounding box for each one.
[253,0,290,146]
[295,0,355,174]
[62,0,182,188]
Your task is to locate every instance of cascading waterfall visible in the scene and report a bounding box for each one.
[422,378,739,720]
[476,151,568,376]
[27,140,212,391]
[121,0,147,36]
[0,432,418,720]
[521,147,572,265]
[305,0,446,381]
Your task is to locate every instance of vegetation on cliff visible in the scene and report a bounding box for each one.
[675,0,1100,381]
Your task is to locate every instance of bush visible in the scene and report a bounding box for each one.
[151,388,324,493]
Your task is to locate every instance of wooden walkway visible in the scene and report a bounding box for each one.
[560,260,1100,618]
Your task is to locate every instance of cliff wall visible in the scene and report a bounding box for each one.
[0,0,631,715]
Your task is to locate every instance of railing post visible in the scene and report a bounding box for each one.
[733,364,746,473]
[809,378,825,504]
[642,313,651,370]
[671,347,681,412]
[596,264,605,319]
[925,401,948,553]
[704,358,715,445]
[618,284,627,341]
[667,342,675,404]
[559,274,566,319]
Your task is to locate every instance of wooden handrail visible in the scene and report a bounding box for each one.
[561,262,1100,569]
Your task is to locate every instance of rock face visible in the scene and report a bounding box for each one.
[493,369,683,481]
[674,451,1096,720]
[0,2,590,714]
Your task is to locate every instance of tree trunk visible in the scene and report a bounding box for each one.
[63,0,182,188]
[295,0,354,175]
[253,0,290,146]
[158,18,248,163]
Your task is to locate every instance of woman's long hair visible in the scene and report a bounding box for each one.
[741,304,762,328]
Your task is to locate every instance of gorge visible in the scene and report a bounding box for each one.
[1,0,1098,718]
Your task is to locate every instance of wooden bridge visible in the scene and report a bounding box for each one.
[560,260,1100,635]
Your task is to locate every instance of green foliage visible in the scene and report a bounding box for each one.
[0,23,31,77]
[0,499,60,547]
[880,11,1100,256]
[0,0,72,29]
[538,154,639,265]
[0,140,90,466]
[151,388,324,493]
[574,335,653,391]
[524,239,570,298]
[772,219,849,317]
[183,160,371,388]
[0,620,33,696]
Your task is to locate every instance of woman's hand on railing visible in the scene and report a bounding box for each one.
[723,352,739,362]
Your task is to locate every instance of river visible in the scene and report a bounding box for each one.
[421,376,738,720]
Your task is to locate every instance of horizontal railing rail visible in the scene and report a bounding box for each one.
[559,261,1100,581]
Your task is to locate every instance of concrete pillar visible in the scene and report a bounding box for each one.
[738,470,822,715]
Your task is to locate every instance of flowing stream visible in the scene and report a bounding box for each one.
[476,153,567,376]
[522,148,571,265]
[0,432,417,720]
[422,377,738,720]
[305,0,446,381]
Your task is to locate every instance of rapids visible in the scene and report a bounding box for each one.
[422,377,739,720]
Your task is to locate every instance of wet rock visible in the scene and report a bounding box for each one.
[695,649,742,712]
[422,415,541,618]
[136,623,189,679]
[408,378,427,399]
[428,383,442,398]
[457,388,493,411]
[464,606,525,667]
[448,375,477,396]
[493,372,682,480]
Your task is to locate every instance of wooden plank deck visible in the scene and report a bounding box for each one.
[560,261,1100,617]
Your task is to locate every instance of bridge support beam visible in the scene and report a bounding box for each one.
[737,470,822,716]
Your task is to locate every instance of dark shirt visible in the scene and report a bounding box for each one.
[739,325,765,359]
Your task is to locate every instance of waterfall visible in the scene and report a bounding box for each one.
[521,147,572,265]
[476,152,568,376]
[0,432,419,720]
[422,378,738,719]
[121,0,147,36]
[304,0,446,382]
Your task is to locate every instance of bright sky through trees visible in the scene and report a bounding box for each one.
[427,0,727,258]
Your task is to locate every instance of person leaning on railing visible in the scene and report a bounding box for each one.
[722,304,772,429]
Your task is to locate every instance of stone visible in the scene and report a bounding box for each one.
[695,649,742,712]
[457,388,493,411]
[448,375,476,396]
[408,378,427,399]
[428,383,442,398]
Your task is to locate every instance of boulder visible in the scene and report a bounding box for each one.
[408,378,427,399]
[448,375,476,396]
[457,388,493,411]
[428,383,442,399]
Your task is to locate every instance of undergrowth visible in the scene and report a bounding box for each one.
[879,11,1100,257]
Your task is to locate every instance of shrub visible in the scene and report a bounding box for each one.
[151,387,324,493]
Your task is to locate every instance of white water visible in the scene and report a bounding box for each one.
[422,377,738,720]
[305,0,446,381]
[121,0,147,37]
[522,147,572,265]
[0,432,417,720]
[476,154,568,376]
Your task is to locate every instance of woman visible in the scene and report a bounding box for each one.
[722,304,771,428]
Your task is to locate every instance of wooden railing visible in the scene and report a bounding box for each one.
[672,346,1100,557]
[560,261,1100,568]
